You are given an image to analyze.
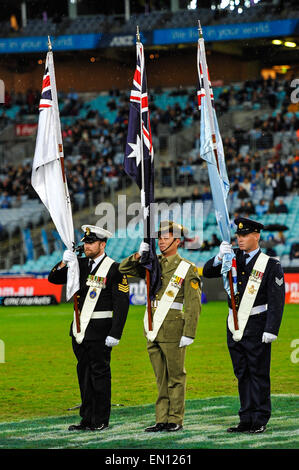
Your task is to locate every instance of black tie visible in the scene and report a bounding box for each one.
[88,259,94,272]
[243,253,250,265]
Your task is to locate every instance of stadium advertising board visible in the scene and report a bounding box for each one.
[285,273,299,304]
[0,277,62,306]
[0,34,102,53]
[0,18,298,54]
[153,19,299,45]
[15,124,38,137]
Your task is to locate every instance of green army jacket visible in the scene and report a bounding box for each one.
[119,252,201,340]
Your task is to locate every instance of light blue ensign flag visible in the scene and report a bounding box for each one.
[198,35,236,297]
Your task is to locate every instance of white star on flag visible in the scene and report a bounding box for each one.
[127,135,141,167]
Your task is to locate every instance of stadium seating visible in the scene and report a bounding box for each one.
[4,194,299,275]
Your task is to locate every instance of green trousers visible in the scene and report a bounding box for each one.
[147,340,187,425]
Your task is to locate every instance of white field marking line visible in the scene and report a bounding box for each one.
[213,429,299,447]
[249,437,299,449]
[200,406,229,412]
[0,423,71,434]
[0,395,298,428]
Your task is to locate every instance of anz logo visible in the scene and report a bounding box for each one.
[109,33,146,47]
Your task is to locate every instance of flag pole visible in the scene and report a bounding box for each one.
[197,22,238,330]
[136,26,153,331]
[47,36,81,333]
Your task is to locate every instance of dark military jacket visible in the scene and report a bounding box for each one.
[203,248,285,336]
[48,254,129,341]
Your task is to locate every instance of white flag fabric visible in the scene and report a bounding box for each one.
[31,51,79,300]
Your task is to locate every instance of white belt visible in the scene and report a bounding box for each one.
[229,304,268,317]
[151,300,183,311]
[91,311,113,319]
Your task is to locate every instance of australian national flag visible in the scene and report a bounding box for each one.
[124,40,161,299]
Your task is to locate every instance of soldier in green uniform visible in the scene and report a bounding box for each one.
[119,221,201,432]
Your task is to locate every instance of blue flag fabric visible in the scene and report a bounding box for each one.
[123,41,161,299]
[197,37,237,297]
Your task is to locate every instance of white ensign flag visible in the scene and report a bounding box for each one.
[31,48,79,301]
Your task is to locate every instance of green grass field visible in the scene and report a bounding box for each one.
[0,301,298,449]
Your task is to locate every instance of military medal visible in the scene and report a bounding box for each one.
[250,269,264,282]
[86,275,107,289]
[170,274,184,289]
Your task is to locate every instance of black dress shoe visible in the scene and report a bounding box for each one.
[249,425,266,434]
[89,423,109,432]
[68,423,89,431]
[227,423,251,433]
[145,423,167,432]
[166,423,183,432]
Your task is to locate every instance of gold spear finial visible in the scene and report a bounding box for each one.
[136,25,140,43]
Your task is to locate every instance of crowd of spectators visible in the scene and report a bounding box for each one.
[0,78,299,258]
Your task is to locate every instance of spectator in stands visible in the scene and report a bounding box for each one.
[191,187,201,201]
[237,185,250,200]
[201,185,212,202]
[0,191,12,208]
[275,199,288,213]
[290,243,299,260]
[255,199,268,217]
[267,201,277,214]
[235,200,248,216]
[209,233,221,248]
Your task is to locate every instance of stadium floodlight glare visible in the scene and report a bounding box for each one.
[220,0,230,8]
[272,39,283,45]
[284,41,296,48]
[187,0,197,9]
[238,7,243,13]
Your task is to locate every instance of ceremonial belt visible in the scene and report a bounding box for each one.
[144,259,190,342]
[73,256,115,344]
[228,252,269,342]
[229,304,268,317]
[151,300,183,311]
[91,311,113,319]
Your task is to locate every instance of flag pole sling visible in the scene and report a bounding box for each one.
[197,22,238,330]
[48,36,81,333]
[136,26,153,331]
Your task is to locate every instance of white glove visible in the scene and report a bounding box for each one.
[179,336,194,348]
[105,336,120,347]
[62,249,77,265]
[138,242,150,256]
[262,332,277,343]
[217,241,232,260]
